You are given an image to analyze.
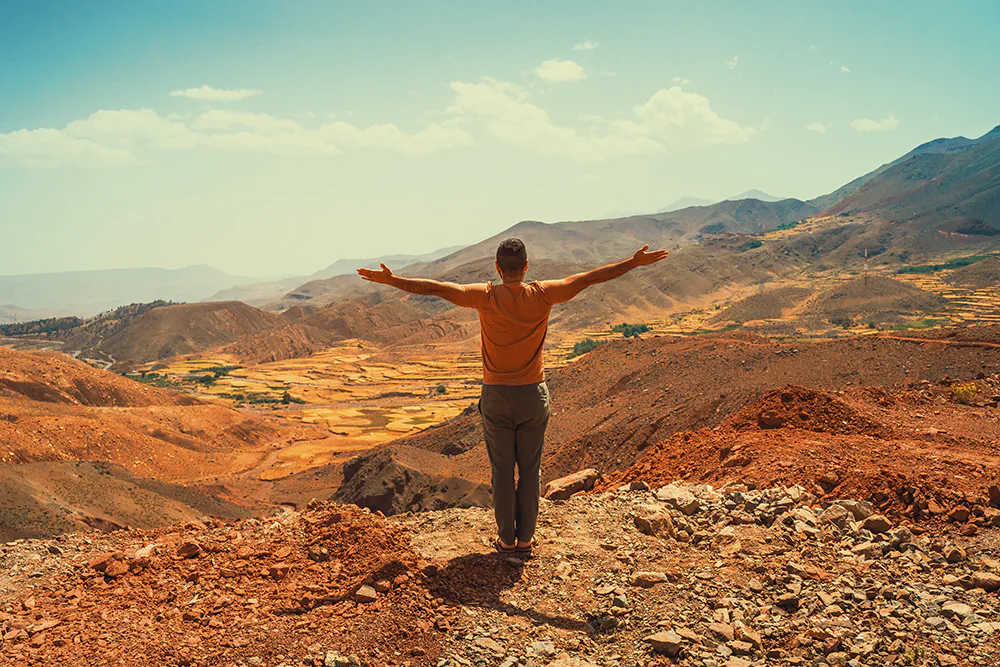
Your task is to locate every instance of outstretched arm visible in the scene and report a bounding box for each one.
[356,263,485,308]
[541,245,669,304]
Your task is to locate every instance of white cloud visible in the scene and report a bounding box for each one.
[320,121,473,155]
[671,76,691,85]
[447,79,752,161]
[850,113,900,132]
[840,65,851,73]
[572,40,598,51]
[805,122,828,133]
[579,113,606,123]
[808,44,819,52]
[725,56,739,70]
[616,87,756,147]
[65,109,200,149]
[169,85,262,102]
[0,128,137,169]
[192,109,303,133]
[447,78,659,161]
[533,58,588,83]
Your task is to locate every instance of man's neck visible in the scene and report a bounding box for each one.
[501,276,524,285]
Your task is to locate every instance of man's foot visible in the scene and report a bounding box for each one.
[495,537,516,553]
[515,537,537,553]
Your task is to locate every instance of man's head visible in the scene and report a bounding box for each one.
[495,238,528,281]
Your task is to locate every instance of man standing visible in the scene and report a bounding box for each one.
[358,239,668,553]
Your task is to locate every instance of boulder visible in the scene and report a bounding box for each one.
[544,468,600,501]
[644,631,684,657]
[861,514,892,534]
[634,508,675,538]
[655,484,701,515]
[630,571,668,588]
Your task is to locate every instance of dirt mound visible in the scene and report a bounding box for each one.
[727,385,887,436]
[335,446,490,515]
[811,275,949,322]
[945,256,1000,288]
[0,503,450,666]
[603,378,1000,520]
[711,287,812,323]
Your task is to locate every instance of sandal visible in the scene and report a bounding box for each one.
[494,537,516,553]
[515,537,538,554]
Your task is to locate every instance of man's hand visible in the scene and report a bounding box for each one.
[630,245,669,267]
[357,263,396,285]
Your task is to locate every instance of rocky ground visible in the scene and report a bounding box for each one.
[3,478,999,666]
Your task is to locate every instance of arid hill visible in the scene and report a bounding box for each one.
[945,256,1000,288]
[809,275,950,323]
[0,346,322,539]
[711,286,812,323]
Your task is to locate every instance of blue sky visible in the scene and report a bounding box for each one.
[2,0,998,277]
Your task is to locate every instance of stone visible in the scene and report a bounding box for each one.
[851,541,883,560]
[775,593,800,611]
[655,484,701,515]
[708,622,734,642]
[838,500,873,521]
[943,545,966,563]
[527,640,556,657]
[758,410,785,428]
[268,563,292,581]
[729,640,753,655]
[630,571,668,587]
[353,585,377,603]
[374,579,391,593]
[861,514,892,534]
[473,637,503,653]
[544,469,600,500]
[820,504,851,530]
[972,572,1000,592]
[634,509,675,538]
[947,506,971,523]
[941,601,974,619]
[988,484,1000,508]
[104,559,129,578]
[88,552,118,572]
[734,622,762,649]
[644,631,684,657]
[176,542,201,559]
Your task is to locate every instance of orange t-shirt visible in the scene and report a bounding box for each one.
[462,281,553,386]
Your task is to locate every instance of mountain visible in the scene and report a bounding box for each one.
[824,128,1000,239]
[656,190,781,213]
[207,245,465,306]
[656,196,714,213]
[729,189,783,202]
[0,265,259,316]
[810,123,1000,211]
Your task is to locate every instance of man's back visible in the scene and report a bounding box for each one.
[475,281,552,386]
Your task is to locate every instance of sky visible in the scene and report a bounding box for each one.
[1,0,999,278]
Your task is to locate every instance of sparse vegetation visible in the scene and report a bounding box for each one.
[897,255,993,274]
[568,338,605,358]
[951,382,978,405]
[611,323,650,338]
[0,316,83,337]
[738,238,763,252]
[204,365,243,378]
[829,316,854,329]
[281,390,305,405]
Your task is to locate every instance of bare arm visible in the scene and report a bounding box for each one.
[541,245,669,304]
[356,263,485,308]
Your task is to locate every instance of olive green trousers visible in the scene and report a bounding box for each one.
[479,382,551,545]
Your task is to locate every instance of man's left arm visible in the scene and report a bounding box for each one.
[357,263,485,308]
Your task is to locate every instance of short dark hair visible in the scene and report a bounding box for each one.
[496,238,527,275]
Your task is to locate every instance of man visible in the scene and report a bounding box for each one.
[358,238,668,553]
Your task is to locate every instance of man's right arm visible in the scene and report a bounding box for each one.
[540,245,669,304]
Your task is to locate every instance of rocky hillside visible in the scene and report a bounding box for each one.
[1,481,998,666]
